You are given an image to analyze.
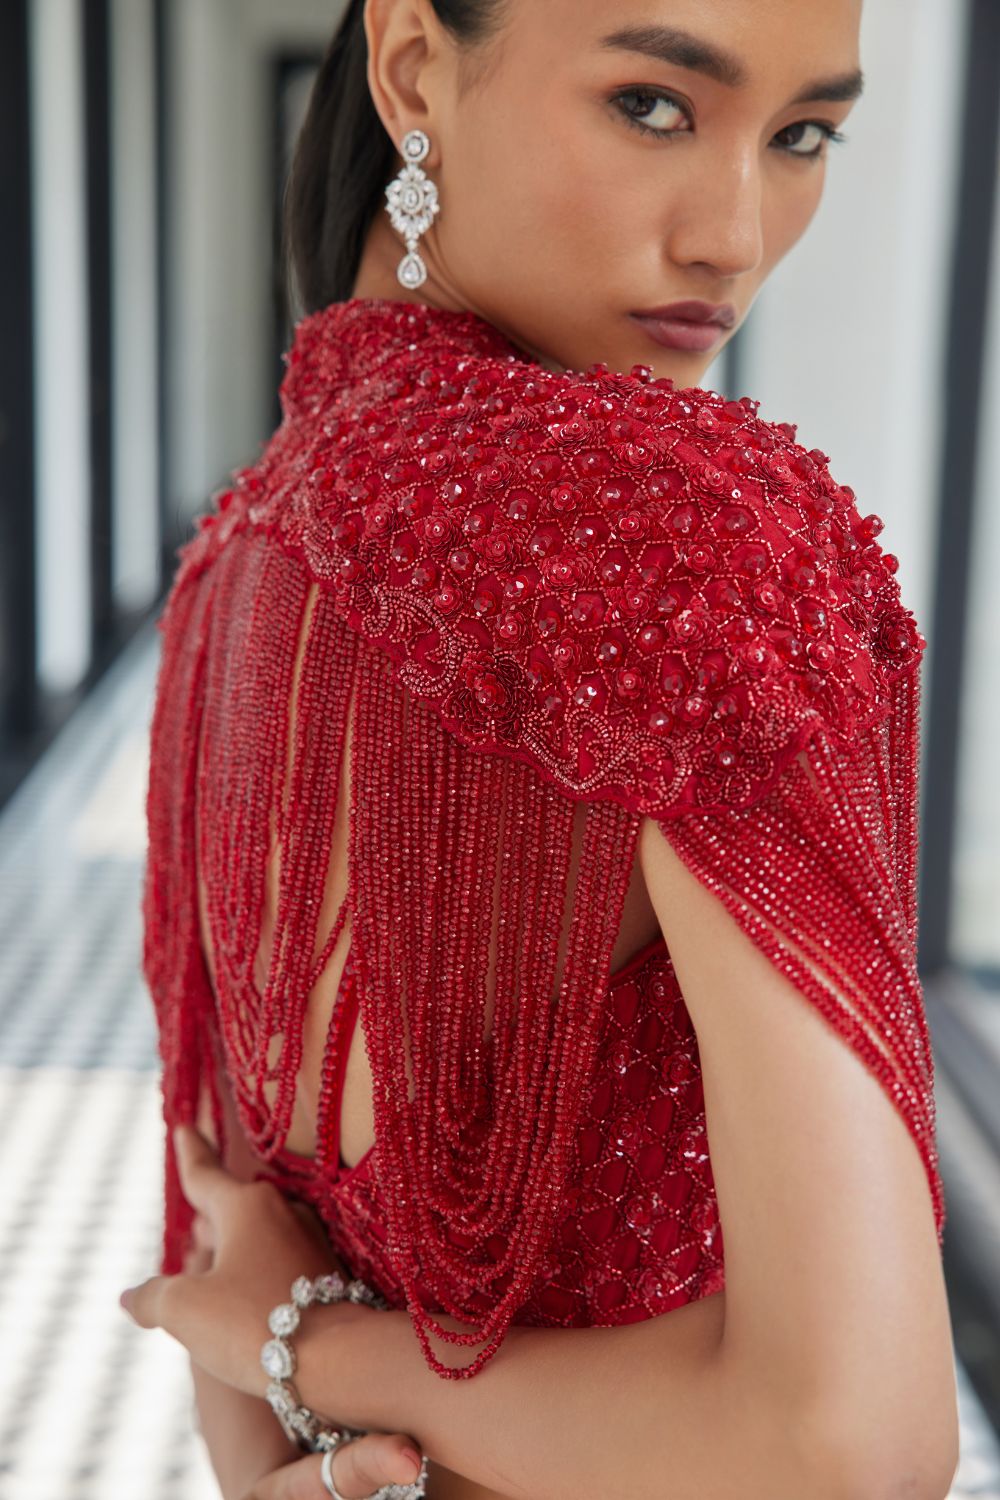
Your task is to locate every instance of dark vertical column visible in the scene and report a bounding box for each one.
[0,0,38,753]
[917,0,1000,975]
[271,55,290,432]
[84,0,114,656]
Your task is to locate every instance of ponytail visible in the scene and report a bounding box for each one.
[282,0,506,317]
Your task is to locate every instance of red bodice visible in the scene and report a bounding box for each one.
[257,933,724,1329]
[142,296,944,1380]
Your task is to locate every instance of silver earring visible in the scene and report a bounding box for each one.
[384,129,440,290]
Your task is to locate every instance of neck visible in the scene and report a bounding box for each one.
[349,216,566,374]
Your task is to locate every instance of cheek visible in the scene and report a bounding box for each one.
[763,172,826,268]
[442,97,643,276]
[518,109,668,239]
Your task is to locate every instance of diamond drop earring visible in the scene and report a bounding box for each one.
[384,129,440,290]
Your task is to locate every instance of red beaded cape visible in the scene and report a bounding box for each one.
[142,295,945,1381]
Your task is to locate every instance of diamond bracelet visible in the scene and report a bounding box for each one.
[261,1270,392,1453]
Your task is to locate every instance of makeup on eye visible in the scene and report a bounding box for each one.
[609,85,849,158]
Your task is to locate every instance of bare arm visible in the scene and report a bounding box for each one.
[188,1357,302,1500]
[289,804,959,1500]
[298,1277,783,1500]
[634,807,958,1491]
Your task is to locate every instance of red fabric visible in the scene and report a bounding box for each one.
[142,297,944,1380]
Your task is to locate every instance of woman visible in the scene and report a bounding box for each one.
[122,0,961,1496]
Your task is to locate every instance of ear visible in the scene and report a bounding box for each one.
[363,0,446,168]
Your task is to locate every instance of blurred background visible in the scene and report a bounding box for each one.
[0,0,998,1495]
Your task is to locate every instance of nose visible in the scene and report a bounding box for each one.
[667,147,765,280]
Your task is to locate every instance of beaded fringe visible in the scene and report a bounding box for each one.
[348,636,640,1375]
[144,536,642,1376]
[141,557,220,1269]
[143,529,943,1380]
[660,664,943,1237]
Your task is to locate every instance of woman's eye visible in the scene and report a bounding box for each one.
[774,120,848,158]
[612,87,848,159]
[613,88,690,138]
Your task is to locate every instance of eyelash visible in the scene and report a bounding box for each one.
[611,86,848,159]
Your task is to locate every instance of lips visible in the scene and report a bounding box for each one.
[630,310,732,354]
[634,300,737,328]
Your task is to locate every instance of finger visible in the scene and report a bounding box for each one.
[172,1122,240,1218]
[335,1431,424,1496]
[235,1434,424,1500]
[182,1244,213,1275]
[120,1267,218,1368]
[238,1452,326,1500]
[119,1273,173,1331]
[191,1209,216,1253]
[182,1218,214,1274]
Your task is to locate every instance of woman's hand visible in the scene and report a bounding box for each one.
[120,1124,427,1495]
[121,1125,359,1388]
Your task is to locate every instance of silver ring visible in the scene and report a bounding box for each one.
[320,1436,424,1500]
[320,1434,376,1500]
[319,1440,344,1498]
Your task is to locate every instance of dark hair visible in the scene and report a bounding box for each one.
[283,0,507,317]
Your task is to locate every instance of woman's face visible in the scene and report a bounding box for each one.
[360,0,864,382]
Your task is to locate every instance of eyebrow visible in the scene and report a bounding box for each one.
[597,24,865,105]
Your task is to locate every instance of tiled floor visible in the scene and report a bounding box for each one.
[0,615,998,1499]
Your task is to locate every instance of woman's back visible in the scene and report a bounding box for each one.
[143,295,943,1392]
[174,523,725,1365]
[193,557,663,1176]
